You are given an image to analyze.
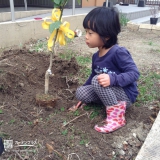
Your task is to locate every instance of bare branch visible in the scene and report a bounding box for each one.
[62,112,88,127]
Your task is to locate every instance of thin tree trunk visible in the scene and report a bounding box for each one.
[44,47,55,94]
[44,2,66,94]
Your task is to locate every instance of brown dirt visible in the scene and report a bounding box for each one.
[0,28,160,160]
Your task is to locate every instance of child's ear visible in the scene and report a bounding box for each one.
[105,37,110,41]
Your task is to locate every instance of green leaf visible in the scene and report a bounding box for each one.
[0,110,3,114]
[74,110,80,116]
[49,21,61,33]
[53,0,68,8]
[54,0,61,5]
[62,129,68,136]
[60,107,65,111]
[54,3,59,8]
[76,0,81,5]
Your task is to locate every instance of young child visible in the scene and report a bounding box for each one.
[71,7,140,133]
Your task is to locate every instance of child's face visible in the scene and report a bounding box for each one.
[85,29,103,48]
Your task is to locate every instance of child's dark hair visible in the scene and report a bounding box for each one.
[83,7,121,49]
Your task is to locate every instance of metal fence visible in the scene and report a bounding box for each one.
[116,0,160,5]
[146,0,160,5]
[0,0,159,9]
[116,0,136,4]
[0,0,81,8]
[0,0,11,7]
[26,0,54,7]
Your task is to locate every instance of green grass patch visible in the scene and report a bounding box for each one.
[135,70,160,106]
[119,12,129,27]
[0,132,10,139]
[148,41,153,46]
[0,120,3,125]
[76,56,92,84]
[9,119,16,124]
[84,104,103,119]
[0,110,3,114]
[29,39,48,53]
[59,50,75,60]
[60,107,65,112]
[143,41,160,50]
[74,110,80,116]
[62,129,68,136]
[76,56,91,66]
[79,134,89,145]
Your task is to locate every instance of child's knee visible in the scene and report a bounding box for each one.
[91,75,99,86]
[75,87,82,98]
[76,86,87,101]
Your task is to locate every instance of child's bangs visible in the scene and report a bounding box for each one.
[83,16,96,31]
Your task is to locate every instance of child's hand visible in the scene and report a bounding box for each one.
[68,101,87,112]
[97,73,110,87]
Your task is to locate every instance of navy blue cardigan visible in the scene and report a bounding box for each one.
[84,44,140,103]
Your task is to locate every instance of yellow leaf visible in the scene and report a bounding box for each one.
[48,30,56,51]
[46,143,54,154]
[42,8,75,49]
[51,8,61,21]
[42,19,52,29]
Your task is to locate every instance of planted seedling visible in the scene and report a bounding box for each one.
[36,0,82,109]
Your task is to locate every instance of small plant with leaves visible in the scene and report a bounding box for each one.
[150,5,159,18]
[84,104,103,119]
[79,134,89,145]
[62,129,68,136]
[37,0,82,108]
[42,0,76,95]
[119,11,129,27]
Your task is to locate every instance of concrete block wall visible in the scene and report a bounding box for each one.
[126,10,151,20]
[127,21,160,34]
[0,13,160,48]
[0,10,52,22]
[0,14,86,48]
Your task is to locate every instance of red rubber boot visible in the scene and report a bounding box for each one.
[94,101,126,133]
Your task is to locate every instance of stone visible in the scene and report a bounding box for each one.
[118,149,126,155]
[132,122,148,142]
[139,24,152,29]
[127,22,139,31]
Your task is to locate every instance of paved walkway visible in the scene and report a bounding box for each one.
[0,4,152,22]
[135,111,160,160]
[0,7,51,12]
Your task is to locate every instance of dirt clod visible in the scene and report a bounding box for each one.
[36,94,57,108]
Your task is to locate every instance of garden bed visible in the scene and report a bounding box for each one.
[0,28,160,160]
